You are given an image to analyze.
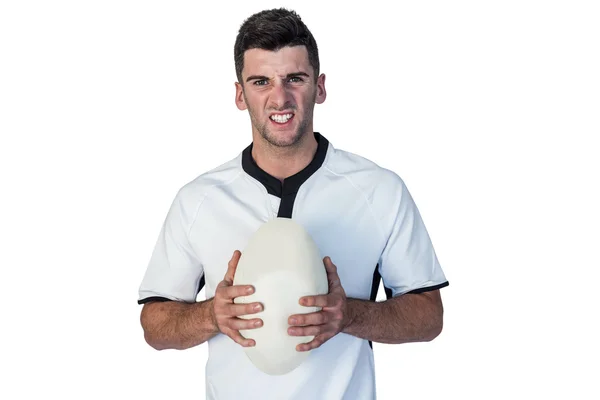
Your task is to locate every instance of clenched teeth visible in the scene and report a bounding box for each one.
[270,113,293,123]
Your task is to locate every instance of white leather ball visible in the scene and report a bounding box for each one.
[233,217,328,375]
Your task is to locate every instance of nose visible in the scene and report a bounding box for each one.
[268,80,292,110]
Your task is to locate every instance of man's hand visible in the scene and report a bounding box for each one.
[211,250,263,347]
[287,256,352,352]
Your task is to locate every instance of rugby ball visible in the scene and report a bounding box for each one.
[233,217,328,375]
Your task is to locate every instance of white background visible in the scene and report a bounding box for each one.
[1,0,599,399]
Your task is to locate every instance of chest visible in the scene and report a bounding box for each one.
[191,180,386,300]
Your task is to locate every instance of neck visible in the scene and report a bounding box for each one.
[251,132,318,182]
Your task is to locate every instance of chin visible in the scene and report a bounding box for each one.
[262,129,304,148]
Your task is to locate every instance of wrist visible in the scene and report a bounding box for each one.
[204,297,220,334]
[342,298,357,333]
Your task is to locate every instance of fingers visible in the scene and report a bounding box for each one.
[288,324,325,337]
[228,316,263,331]
[214,304,263,346]
[299,294,339,308]
[227,329,256,347]
[215,250,264,348]
[296,334,332,352]
[214,288,263,323]
[225,302,263,317]
[221,312,262,347]
[288,311,328,326]
[288,308,343,338]
[218,284,255,301]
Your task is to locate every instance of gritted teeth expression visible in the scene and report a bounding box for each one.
[234,46,327,146]
[270,113,294,123]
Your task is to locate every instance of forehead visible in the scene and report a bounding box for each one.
[242,46,311,78]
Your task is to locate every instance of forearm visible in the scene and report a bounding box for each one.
[140,298,218,350]
[343,291,443,344]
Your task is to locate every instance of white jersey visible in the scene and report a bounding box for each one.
[138,133,449,399]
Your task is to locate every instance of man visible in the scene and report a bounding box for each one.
[138,8,449,400]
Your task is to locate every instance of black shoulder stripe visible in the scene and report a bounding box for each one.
[138,275,206,305]
[369,264,393,349]
[196,275,206,295]
[137,296,172,305]
[405,281,449,294]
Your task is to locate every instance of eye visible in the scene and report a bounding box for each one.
[289,76,303,83]
[253,79,268,86]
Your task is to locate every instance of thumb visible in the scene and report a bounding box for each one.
[323,256,341,288]
[224,250,242,284]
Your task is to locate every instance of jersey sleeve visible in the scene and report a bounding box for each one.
[137,189,205,304]
[376,173,449,297]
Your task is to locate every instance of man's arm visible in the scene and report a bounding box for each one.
[140,298,218,351]
[140,250,264,351]
[343,290,444,344]
[288,257,444,351]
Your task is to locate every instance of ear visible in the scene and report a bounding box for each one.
[315,73,326,104]
[235,82,247,110]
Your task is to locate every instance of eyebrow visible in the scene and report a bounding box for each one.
[245,72,311,82]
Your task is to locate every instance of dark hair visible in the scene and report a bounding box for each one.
[234,8,320,84]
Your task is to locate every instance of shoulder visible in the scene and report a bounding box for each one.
[172,153,244,212]
[323,144,406,204]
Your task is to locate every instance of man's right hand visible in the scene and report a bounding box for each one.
[211,250,263,347]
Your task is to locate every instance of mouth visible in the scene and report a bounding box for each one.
[269,112,295,126]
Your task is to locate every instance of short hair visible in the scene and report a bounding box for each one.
[234,8,320,84]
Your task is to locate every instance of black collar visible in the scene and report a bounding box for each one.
[241,132,329,198]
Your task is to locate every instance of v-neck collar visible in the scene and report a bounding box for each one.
[241,132,329,198]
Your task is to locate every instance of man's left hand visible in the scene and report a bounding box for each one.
[287,256,352,352]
